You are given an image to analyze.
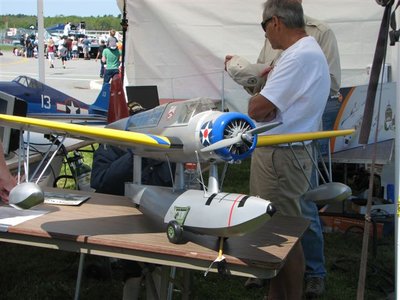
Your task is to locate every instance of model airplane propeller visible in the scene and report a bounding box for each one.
[0,97,354,270]
[201,121,282,152]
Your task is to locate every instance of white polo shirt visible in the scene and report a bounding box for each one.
[259,36,330,136]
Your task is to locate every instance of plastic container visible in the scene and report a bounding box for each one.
[184,163,200,190]
[386,184,394,204]
[71,151,93,191]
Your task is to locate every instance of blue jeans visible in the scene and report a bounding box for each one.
[300,197,326,279]
[300,145,326,279]
[320,96,343,155]
[103,69,120,84]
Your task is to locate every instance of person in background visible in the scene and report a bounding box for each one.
[24,34,33,58]
[0,142,17,204]
[90,102,175,300]
[58,44,68,69]
[63,21,71,37]
[66,37,73,60]
[71,38,79,60]
[47,37,56,68]
[107,29,118,48]
[225,0,340,297]
[96,40,106,78]
[82,36,91,60]
[101,38,121,84]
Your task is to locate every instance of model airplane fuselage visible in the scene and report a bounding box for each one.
[0,76,109,122]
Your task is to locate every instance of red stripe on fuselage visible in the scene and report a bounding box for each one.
[227,194,244,227]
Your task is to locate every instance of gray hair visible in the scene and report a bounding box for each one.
[263,0,305,29]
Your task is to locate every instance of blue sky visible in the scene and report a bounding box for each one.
[1,0,121,17]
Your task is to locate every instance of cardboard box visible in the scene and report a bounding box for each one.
[321,215,384,239]
[354,203,395,215]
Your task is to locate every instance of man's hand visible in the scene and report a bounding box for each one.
[261,65,273,77]
[224,55,234,71]
[0,174,17,204]
[248,93,277,122]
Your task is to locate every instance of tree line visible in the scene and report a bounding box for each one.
[1,14,123,31]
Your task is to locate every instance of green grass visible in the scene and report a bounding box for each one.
[0,45,15,51]
[0,230,393,299]
[0,155,394,299]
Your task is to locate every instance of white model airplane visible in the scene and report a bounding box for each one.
[0,97,354,261]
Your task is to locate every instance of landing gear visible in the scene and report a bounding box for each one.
[167,220,183,244]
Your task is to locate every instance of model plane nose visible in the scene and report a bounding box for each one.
[266,203,276,217]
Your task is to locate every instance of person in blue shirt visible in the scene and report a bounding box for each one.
[90,103,175,299]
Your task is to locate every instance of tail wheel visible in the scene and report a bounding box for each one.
[167,220,183,244]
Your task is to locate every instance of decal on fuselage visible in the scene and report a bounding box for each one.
[56,100,88,114]
[167,105,177,119]
[200,121,213,147]
[41,94,51,109]
[174,206,190,226]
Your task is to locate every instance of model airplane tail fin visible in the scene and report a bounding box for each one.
[107,74,129,123]
[90,82,111,114]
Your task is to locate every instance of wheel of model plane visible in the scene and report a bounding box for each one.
[167,220,183,244]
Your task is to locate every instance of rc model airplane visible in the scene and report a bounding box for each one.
[0,98,354,271]
[0,75,110,123]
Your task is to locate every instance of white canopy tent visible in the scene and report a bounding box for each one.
[117,0,391,113]
[116,0,399,297]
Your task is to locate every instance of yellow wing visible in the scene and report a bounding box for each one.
[0,114,174,150]
[256,129,355,147]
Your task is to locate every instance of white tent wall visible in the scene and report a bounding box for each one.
[117,0,392,113]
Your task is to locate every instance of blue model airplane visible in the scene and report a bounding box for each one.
[0,75,110,123]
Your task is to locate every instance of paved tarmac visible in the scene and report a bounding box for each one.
[0,51,103,104]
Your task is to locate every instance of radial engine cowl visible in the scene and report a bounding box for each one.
[209,112,257,161]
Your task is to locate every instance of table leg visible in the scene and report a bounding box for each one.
[167,266,176,300]
[74,253,86,300]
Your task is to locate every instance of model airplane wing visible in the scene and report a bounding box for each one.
[0,114,174,151]
[256,129,355,147]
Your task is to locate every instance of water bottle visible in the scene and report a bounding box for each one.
[71,151,94,191]
[184,162,201,190]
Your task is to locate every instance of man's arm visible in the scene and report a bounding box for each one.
[101,50,106,63]
[317,28,341,95]
[248,94,277,122]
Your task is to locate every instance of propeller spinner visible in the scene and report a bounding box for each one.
[201,121,282,153]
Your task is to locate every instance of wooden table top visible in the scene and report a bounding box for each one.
[4,187,309,276]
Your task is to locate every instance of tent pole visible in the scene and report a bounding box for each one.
[120,0,128,85]
[395,33,400,300]
[37,0,45,83]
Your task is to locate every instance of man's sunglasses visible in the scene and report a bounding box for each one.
[261,16,284,32]
[261,17,273,32]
